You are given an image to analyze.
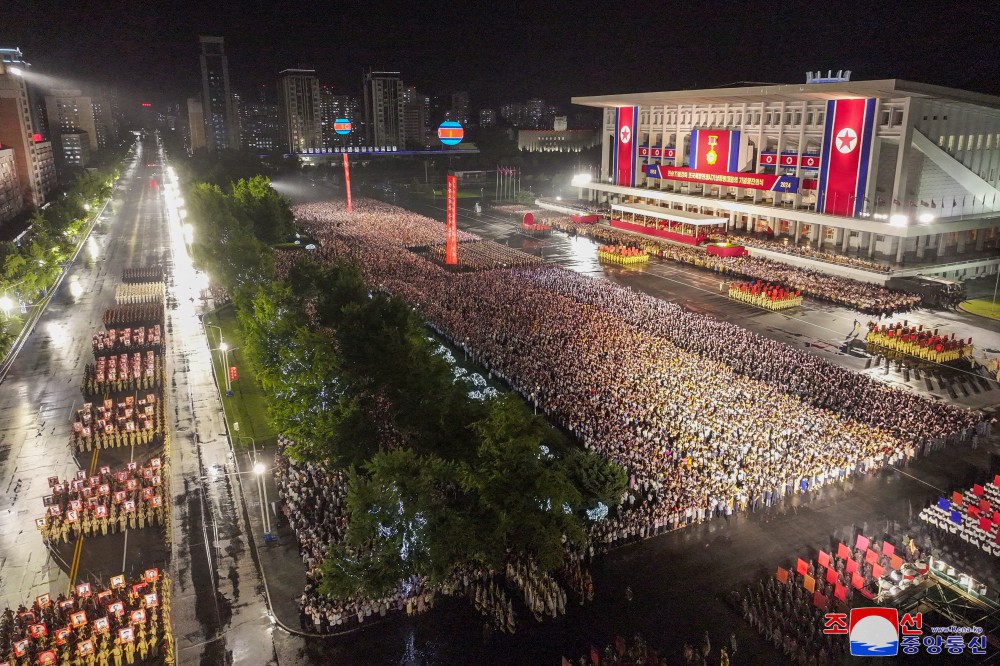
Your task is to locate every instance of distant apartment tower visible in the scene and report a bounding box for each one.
[199,36,239,152]
[44,89,98,169]
[319,87,363,149]
[450,91,470,126]
[0,49,56,209]
[479,108,496,128]
[363,71,404,148]
[241,102,279,153]
[526,98,546,129]
[187,98,206,152]
[499,103,526,127]
[402,85,426,148]
[277,69,322,153]
[59,130,91,167]
[91,95,118,149]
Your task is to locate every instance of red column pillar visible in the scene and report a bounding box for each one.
[342,153,352,212]
[445,174,457,265]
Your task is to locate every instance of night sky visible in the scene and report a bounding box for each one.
[5,0,1000,109]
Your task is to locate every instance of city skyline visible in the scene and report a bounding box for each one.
[4,1,1000,109]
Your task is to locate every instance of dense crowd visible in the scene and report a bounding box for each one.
[721,232,894,273]
[92,326,163,356]
[0,571,172,666]
[427,240,544,271]
[276,430,592,635]
[287,199,985,553]
[549,219,921,314]
[275,436,441,632]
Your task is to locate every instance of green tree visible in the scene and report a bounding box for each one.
[231,175,295,244]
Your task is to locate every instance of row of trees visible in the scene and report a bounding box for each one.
[0,161,123,350]
[176,159,625,602]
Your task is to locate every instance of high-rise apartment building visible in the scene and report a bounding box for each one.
[241,99,279,154]
[526,98,546,129]
[44,89,98,168]
[499,103,526,127]
[450,91,470,126]
[199,36,239,152]
[479,108,496,128]
[319,87,363,150]
[277,69,322,153]
[59,130,91,167]
[91,95,118,149]
[402,85,426,148]
[363,71,404,148]
[0,49,56,209]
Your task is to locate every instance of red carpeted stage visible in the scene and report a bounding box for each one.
[706,243,748,257]
[610,219,705,245]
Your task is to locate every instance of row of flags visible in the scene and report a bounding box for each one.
[892,193,999,208]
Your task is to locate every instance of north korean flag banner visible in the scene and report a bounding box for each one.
[817,98,877,216]
[613,107,638,186]
[690,129,741,173]
[801,154,821,170]
[759,153,776,166]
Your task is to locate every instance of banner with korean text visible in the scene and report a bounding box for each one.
[645,164,798,193]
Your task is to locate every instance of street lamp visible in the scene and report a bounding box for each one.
[0,295,12,315]
[253,461,271,537]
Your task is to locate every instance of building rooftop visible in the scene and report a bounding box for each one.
[572,79,1000,113]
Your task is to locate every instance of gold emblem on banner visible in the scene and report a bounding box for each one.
[706,134,719,165]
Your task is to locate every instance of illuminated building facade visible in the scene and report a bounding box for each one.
[574,78,1000,273]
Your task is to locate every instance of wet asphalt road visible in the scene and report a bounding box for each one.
[0,138,279,666]
[255,178,1000,665]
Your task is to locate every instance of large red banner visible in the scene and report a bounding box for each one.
[228,366,238,381]
[817,98,876,216]
[689,129,738,173]
[645,164,798,193]
[342,152,353,212]
[613,107,637,186]
[445,174,457,265]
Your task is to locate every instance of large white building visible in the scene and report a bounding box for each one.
[573,78,1000,277]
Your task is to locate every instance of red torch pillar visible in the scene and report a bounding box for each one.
[342,152,353,212]
[445,173,457,265]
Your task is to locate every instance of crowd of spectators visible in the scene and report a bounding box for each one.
[427,240,544,271]
[287,199,985,555]
[549,219,921,314]
[721,232,893,273]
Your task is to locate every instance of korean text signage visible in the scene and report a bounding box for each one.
[823,608,986,658]
[613,107,638,187]
[690,129,741,173]
[645,164,798,193]
[817,98,877,216]
[445,174,457,265]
